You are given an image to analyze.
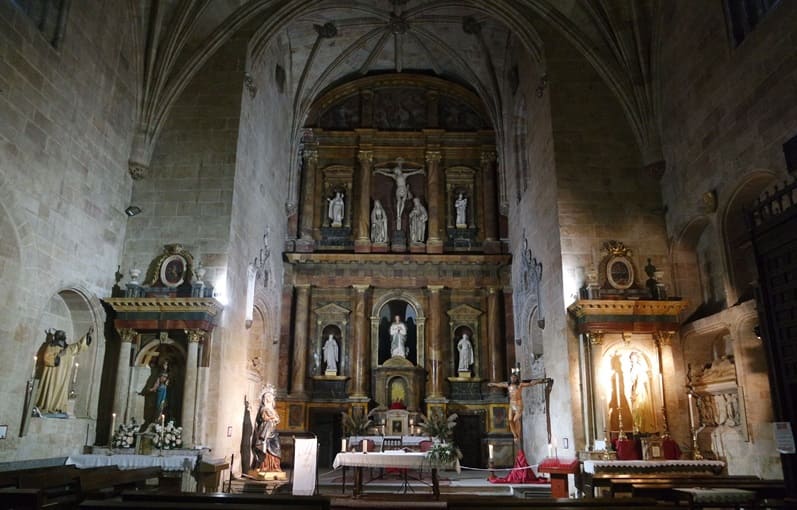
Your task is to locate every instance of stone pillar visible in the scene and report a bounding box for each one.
[354,150,373,253]
[585,332,604,447]
[426,285,445,398]
[425,151,443,253]
[487,287,506,386]
[277,285,294,395]
[181,329,203,446]
[350,284,370,398]
[113,328,136,422]
[297,149,318,252]
[291,284,311,397]
[481,151,500,253]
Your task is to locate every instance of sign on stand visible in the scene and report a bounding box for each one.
[292,436,318,495]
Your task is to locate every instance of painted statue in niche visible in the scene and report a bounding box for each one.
[608,350,656,433]
[35,327,93,415]
[251,384,282,475]
[378,300,417,365]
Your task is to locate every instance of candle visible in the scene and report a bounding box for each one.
[110,413,116,440]
[341,438,347,452]
[362,440,368,453]
[687,393,695,430]
[658,373,665,408]
[72,362,79,385]
[615,373,621,408]
[31,355,38,380]
[160,414,165,427]
[488,444,494,460]
[547,443,553,457]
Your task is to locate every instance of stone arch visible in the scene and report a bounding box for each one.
[35,287,106,419]
[720,170,779,305]
[671,215,725,321]
[370,290,426,368]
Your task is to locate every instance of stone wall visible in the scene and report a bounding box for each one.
[0,2,137,461]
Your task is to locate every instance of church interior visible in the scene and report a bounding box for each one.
[1,0,796,504]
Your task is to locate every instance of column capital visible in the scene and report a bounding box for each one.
[654,330,674,346]
[358,150,374,163]
[303,149,318,163]
[427,284,445,293]
[352,284,370,293]
[425,151,442,163]
[118,328,137,343]
[587,331,604,345]
[184,329,205,344]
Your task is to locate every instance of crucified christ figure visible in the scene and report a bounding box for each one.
[373,157,425,230]
[489,373,553,443]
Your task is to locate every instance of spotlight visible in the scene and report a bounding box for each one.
[125,206,142,217]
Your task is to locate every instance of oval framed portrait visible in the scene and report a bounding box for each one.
[606,256,634,290]
[160,254,187,288]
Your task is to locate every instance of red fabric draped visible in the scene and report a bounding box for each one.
[489,450,546,484]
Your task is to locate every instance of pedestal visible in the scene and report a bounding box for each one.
[390,230,407,252]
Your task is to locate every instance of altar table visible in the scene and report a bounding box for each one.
[66,453,198,472]
[333,451,448,498]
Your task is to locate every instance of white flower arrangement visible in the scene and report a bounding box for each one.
[153,420,183,450]
[111,419,141,449]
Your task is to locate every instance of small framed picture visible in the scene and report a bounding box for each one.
[389,418,404,435]
[0,425,7,439]
[159,254,187,288]
[489,404,509,432]
[642,437,664,460]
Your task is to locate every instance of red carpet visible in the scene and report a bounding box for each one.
[488,450,547,484]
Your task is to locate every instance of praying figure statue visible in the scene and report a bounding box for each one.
[622,350,655,432]
[322,334,339,374]
[389,315,408,358]
[373,158,425,230]
[408,197,428,243]
[457,332,474,373]
[455,192,467,227]
[35,327,93,414]
[327,191,344,227]
[370,200,388,243]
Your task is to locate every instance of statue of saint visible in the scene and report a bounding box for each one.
[389,315,408,358]
[322,334,339,374]
[148,361,170,418]
[373,158,425,229]
[327,191,344,227]
[408,197,428,243]
[488,373,550,442]
[370,200,388,243]
[457,333,474,372]
[35,327,93,414]
[455,192,467,227]
[251,385,282,474]
[623,350,655,432]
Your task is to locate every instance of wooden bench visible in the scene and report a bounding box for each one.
[445,496,662,509]
[609,474,759,496]
[631,480,787,505]
[80,466,162,498]
[15,467,83,508]
[0,464,80,489]
[81,502,324,510]
[119,491,330,509]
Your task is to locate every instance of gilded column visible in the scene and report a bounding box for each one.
[113,328,136,422]
[297,149,318,251]
[182,329,203,447]
[425,151,443,253]
[487,287,506,386]
[481,151,499,253]
[291,284,311,397]
[355,150,373,252]
[350,284,370,398]
[426,285,445,398]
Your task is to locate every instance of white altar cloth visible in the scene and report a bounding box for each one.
[333,451,459,472]
[582,459,725,474]
[66,453,197,472]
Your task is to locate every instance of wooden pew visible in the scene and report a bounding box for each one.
[16,467,83,508]
[119,491,330,509]
[630,479,787,505]
[80,466,162,498]
[609,474,759,496]
[0,487,43,510]
[445,496,662,509]
[0,464,79,489]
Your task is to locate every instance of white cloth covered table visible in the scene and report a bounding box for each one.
[333,451,455,498]
[66,453,197,472]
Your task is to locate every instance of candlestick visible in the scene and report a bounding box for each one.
[687,393,695,430]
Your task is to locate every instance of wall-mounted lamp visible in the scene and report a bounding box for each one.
[125,206,142,217]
